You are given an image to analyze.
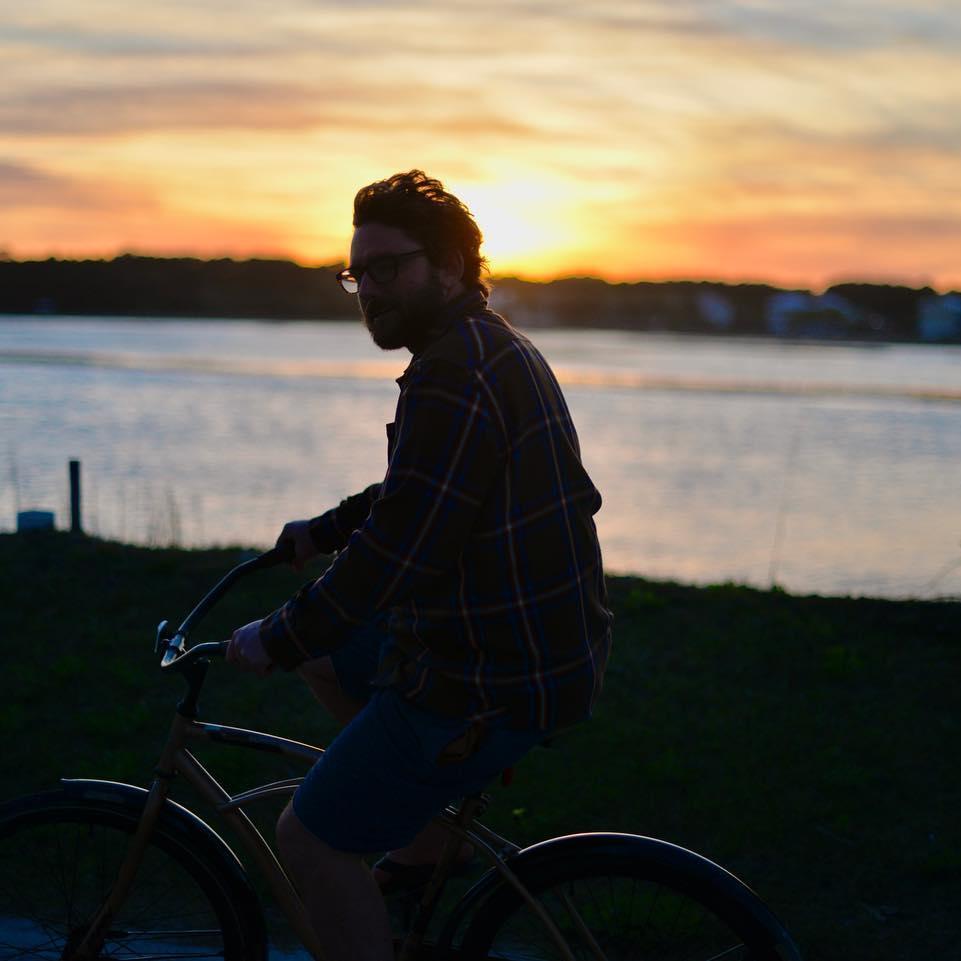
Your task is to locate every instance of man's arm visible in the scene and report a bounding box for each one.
[307,483,383,554]
[274,483,382,571]
[260,360,502,669]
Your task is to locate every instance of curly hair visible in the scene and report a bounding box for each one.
[353,170,491,295]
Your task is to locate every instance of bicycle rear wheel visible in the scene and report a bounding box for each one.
[0,791,257,960]
[457,837,801,961]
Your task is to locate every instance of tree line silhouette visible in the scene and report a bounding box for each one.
[0,254,955,342]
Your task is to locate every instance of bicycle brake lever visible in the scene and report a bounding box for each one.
[160,632,187,668]
[155,619,172,655]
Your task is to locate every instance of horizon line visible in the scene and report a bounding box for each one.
[0,251,955,297]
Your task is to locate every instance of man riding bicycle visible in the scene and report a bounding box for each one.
[227,170,613,961]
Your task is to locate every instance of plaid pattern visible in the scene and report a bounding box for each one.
[261,291,613,731]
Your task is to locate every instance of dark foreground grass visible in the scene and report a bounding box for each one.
[1,532,958,960]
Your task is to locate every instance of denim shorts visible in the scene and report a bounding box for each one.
[292,621,544,853]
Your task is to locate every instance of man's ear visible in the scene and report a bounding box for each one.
[441,250,465,290]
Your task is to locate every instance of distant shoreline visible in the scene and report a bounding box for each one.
[2,254,959,343]
[3,312,959,351]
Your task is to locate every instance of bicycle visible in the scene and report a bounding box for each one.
[0,547,803,960]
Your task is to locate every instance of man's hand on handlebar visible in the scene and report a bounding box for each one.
[226,619,274,677]
[276,520,319,572]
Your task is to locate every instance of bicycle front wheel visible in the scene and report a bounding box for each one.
[0,791,257,960]
[457,836,801,961]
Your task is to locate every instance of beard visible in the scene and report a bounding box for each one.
[361,280,448,352]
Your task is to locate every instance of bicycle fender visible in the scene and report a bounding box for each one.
[61,778,247,870]
[437,832,802,961]
[58,779,268,957]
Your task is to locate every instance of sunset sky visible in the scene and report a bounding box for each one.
[3,0,960,289]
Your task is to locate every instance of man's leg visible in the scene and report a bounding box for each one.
[297,655,365,727]
[276,803,393,961]
[297,656,472,881]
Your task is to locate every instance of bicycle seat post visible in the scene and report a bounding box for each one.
[397,793,486,961]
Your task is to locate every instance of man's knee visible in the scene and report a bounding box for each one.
[277,803,301,854]
[277,803,356,877]
[278,804,326,876]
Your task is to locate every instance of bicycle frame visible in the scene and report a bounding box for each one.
[5,548,802,961]
[75,700,582,961]
[66,546,588,960]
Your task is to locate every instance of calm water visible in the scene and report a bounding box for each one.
[2,316,959,599]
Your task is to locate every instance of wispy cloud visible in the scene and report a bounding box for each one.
[0,83,349,136]
[0,160,149,210]
[1,23,273,57]
[17,88,538,144]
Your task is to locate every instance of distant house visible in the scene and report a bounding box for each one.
[918,293,961,342]
[696,290,734,331]
[765,291,860,338]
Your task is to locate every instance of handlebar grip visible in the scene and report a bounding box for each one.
[252,540,296,570]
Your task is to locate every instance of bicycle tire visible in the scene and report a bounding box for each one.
[0,790,262,960]
[455,834,802,961]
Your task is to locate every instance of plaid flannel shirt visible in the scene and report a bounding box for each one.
[261,290,613,731]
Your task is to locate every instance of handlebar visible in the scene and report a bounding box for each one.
[160,639,229,671]
[157,541,295,672]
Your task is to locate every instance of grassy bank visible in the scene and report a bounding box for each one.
[1,531,958,959]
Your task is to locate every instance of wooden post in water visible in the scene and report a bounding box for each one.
[69,459,82,534]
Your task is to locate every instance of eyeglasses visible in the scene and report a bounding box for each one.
[336,249,427,294]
